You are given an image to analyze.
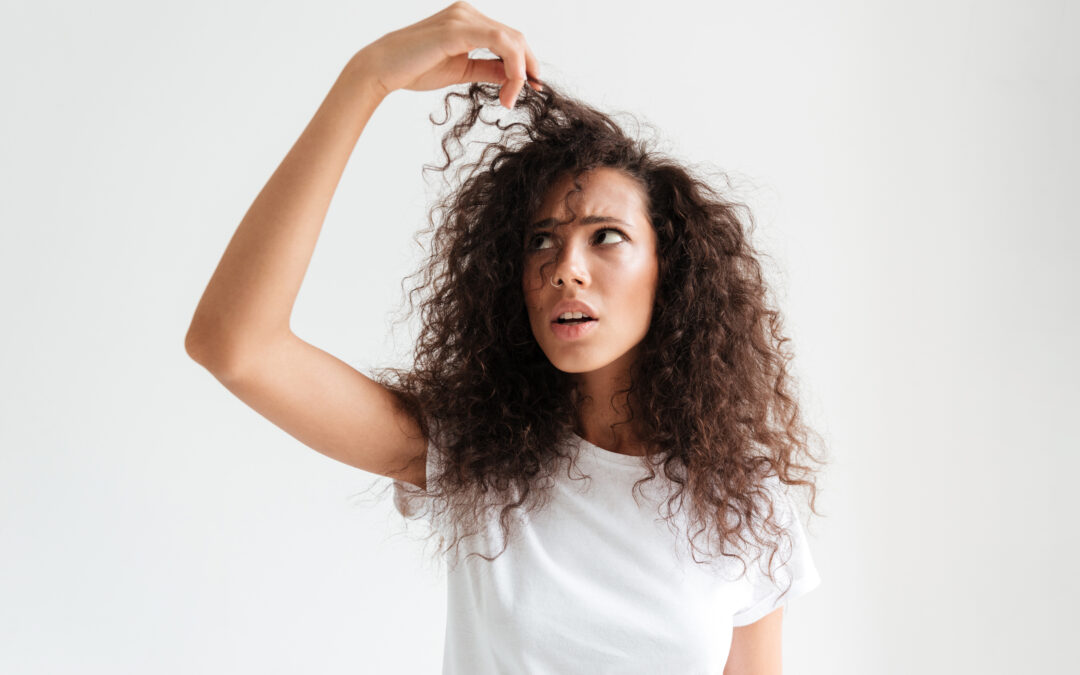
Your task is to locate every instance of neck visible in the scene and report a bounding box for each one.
[571,352,648,457]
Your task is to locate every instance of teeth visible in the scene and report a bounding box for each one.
[558,311,590,320]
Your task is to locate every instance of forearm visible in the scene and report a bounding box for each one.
[185,52,386,370]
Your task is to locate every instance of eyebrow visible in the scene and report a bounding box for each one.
[528,214,635,231]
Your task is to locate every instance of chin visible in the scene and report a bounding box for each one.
[544,351,608,374]
[550,361,592,374]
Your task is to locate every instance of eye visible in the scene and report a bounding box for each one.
[527,232,554,251]
[526,228,628,252]
[594,227,628,245]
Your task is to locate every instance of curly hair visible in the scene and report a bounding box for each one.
[366,78,827,596]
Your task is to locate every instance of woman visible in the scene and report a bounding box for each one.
[185,3,826,673]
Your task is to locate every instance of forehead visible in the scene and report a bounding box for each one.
[531,168,650,230]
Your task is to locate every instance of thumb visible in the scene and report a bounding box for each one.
[458,54,516,86]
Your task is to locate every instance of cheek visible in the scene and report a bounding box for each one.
[522,263,552,307]
[618,262,658,301]
[521,261,538,293]
[522,258,549,288]
[521,279,542,322]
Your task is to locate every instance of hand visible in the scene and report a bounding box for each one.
[355,1,542,109]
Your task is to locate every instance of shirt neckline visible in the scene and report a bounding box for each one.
[569,431,651,467]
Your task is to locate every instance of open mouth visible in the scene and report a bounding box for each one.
[553,317,597,325]
[549,317,598,340]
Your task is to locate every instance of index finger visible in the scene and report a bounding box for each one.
[522,41,542,91]
[464,9,541,98]
[488,22,541,91]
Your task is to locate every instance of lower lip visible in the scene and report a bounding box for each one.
[550,319,598,341]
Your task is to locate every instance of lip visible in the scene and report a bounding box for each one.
[548,299,599,323]
[550,317,598,341]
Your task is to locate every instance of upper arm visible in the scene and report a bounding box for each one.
[723,607,783,675]
[187,332,428,490]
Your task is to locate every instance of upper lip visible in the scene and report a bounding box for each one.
[549,299,599,322]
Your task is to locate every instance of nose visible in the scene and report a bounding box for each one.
[549,238,590,287]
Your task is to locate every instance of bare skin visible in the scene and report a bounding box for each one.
[184,2,542,488]
[522,168,659,457]
[185,3,783,668]
[725,607,783,675]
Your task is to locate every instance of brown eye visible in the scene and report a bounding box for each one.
[526,228,627,252]
[595,228,627,245]
[527,232,554,251]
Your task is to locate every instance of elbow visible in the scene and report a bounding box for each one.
[184,328,235,374]
[184,329,202,360]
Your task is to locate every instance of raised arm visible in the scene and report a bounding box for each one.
[183,2,541,488]
[184,55,384,371]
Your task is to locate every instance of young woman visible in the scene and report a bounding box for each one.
[185,3,826,673]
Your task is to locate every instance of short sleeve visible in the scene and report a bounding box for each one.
[391,420,445,521]
[731,477,822,627]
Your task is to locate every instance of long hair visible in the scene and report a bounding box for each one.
[368,79,827,593]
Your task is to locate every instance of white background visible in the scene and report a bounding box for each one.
[2,0,1077,672]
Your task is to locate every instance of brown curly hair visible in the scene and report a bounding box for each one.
[365,78,827,596]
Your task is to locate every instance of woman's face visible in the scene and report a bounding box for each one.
[522,167,659,375]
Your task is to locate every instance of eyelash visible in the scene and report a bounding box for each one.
[527,227,628,251]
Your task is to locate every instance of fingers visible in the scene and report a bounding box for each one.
[521,42,542,92]
[459,55,514,89]
[478,28,528,108]
[453,4,541,108]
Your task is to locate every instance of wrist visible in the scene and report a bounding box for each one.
[345,48,391,102]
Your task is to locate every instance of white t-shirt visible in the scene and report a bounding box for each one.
[393,429,821,674]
